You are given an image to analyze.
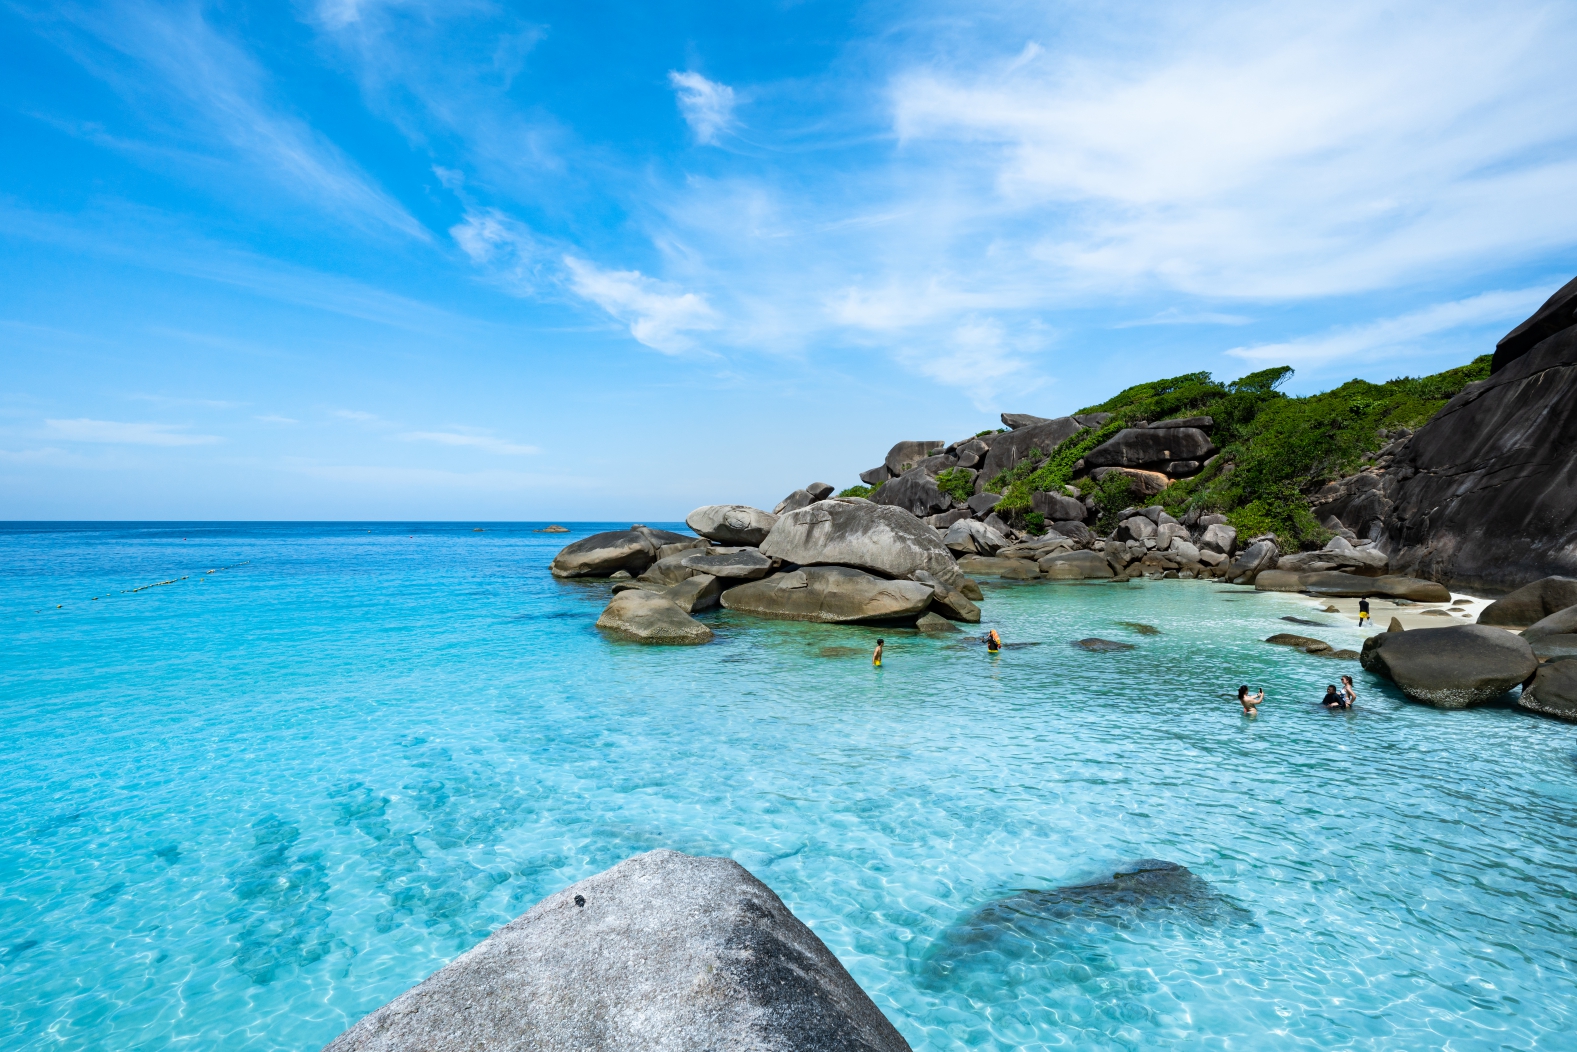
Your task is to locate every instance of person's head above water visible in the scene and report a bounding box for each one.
[1341,675,1354,686]
[875,638,884,646]
[1238,685,1250,699]
[1326,684,1339,693]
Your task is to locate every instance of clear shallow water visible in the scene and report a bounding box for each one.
[2,522,1575,1052]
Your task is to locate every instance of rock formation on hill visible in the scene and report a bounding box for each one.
[321,850,911,1052]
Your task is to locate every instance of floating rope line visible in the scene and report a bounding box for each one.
[122,577,188,594]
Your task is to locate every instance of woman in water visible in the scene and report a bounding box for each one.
[1340,674,1358,709]
[1239,685,1264,717]
[872,639,884,668]
[986,628,1001,654]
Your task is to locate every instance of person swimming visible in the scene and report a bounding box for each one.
[1322,684,1343,708]
[872,639,884,667]
[986,628,1001,653]
[1239,684,1263,717]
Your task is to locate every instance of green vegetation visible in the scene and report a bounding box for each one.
[979,356,1491,549]
[837,483,877,498]
[934,468,976,503]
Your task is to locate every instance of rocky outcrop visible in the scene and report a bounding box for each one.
[321,850,908,1052]
[1038,550,1114,579]
[686,505,777,546]
[1084,427,1215,471]
[1478,577,1577,627]
[596,591,714,645]
[1275,540,1388,576]
[1001,412,1051,429]
[955,555,1040,579]
[774,489,817,515]
[680,548,774,580]
[1519,658,1577,721]
[1380,285,1577,591]
[976,418,1088,485]
[1225,540,1278,583]
[943,519,1009,556]
[884,440,944,477]
[1492,274,1577,373]
[1262,571,1451,602]
[665,575,724,613]
[760,501,965,588]
[871,468,954,518]
[910,570,982,622]
[1360,624,1536,708]
[719,567,934,624]
[551,528,694,579]
[1030,491,1085,522]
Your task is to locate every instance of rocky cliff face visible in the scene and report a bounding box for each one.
[1379,281,1577,592]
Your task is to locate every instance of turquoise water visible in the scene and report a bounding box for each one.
[3,522,1575,1051]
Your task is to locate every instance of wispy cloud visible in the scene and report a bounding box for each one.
[400,430,539,455]
[1226,288,1547,366]
[27,1,424,238]
[564,257,719,353]
[45,418,223,446]
[255,414,299,425]
[895,317,1046,410]
[1115,308,1252,328]
[450,208,548,295]
[669,71,736,144]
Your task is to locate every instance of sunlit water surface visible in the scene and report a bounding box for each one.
[2,523,1575,1051]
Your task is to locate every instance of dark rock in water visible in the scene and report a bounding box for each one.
[922,860,1252,989]
[815,646,867,657]
[915,612,961,633]
[323,850,910,1052]
[1074,638,1135,652]
[1479,577,1577,627]
[1116,621,1160,635]
[1382,289,1577,590]
[550,528,690,579]
[1265,633,1332,653]
[1531,634,1577,661]
[1361,624,1536,708]
[596,591,713,645]
[1519,658,1577,721]
[1280,615,1328,626]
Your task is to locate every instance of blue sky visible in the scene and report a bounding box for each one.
[3,1,1574,520]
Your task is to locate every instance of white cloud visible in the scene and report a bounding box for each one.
[400,430,539,455]
[895,317,1045,409]
[669,71,736,144]
[450,208,546,294]
[45,418,222,446]
[1115,309,1252,328]
[1225,288,1547,366]
[564,256,719,353]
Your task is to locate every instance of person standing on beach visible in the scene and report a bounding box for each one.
[1358,598,1371,627]
[1239,685,1263,717]
[873,639,884,668]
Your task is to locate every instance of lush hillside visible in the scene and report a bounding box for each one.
[983,355,1493,547]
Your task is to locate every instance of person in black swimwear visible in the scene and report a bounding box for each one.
[1322,684,1343,708]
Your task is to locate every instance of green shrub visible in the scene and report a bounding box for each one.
[837,483,875,498]
[1022,511,1046,535]
[934,468,976,503]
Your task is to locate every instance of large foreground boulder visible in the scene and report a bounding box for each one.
[1381,288,1577,591]
[760,501,965,588]
[321,850,909,1052]
[1359,624,1536,708]
[720,567,934,624]
[596,591,713,645]
[686,505,777,546]
[1478,576,1577,627]
[551,528,692,579]
[1518,658,1577,721]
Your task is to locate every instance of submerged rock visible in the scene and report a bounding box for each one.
[595,591,713,645]
[922,860,1252,989]
[1360,624,1536,708]
[915,612,962,633]
[322,850,909,1052]
[685,505,777,546]
[1074,638,1135,652]
[720,567,934,624]
[1265,633,1331,653]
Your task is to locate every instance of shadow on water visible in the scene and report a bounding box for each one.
[919,860,1256,994]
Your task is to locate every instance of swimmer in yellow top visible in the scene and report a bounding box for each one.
[873,638,884,667]
[986,628,1001,654]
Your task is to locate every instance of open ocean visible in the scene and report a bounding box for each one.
[2,521,1575,1051]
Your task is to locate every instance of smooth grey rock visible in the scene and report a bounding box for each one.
[954,439,990,469]
[760,500,964,588]
[1360,624,1536,708]
[1001,412,1053,429]
[1164,460,1201,476]
[911,569,982,622]
[1226,540,1279,584]
[720,567,934,624]
[1523,603,1577,638]
[1075,638,1135,652]
[967,492,1002,516]
[656,539,712,561]
[944,519,1009,556]
[805,483,834,501]
[686,505,778,546]
[1297,572,1451,602]
[1265,633,1332,654]
[1038,550,1114,579]
[870,468,954,518]
[321,850,907,1052]
[1519,658,1577,720]
[666,574,724,613]
[916,611,962,633]
[1141,505,1176,525]
[1479,577,1577,627]
[913,454,958,476]
[638,552,709,587]
[982,513,1013,537]
[1050,520,1097,547]
[859,464,893,486]
[1031,491,1085,522]
[923,509,971,530]
[550,529,689,579]
[774,490,818,516]
[977,418,1088,484]
[1198,523,1238,555]
[1274,547,1388,576]
[1531,635,1577,661]
[1156,522,1190,549]
[595,591,713,645]
[1116,516,1156,543]
[1197,513,1229,528]
[1253,570,1306,592]
[680,548,775,580]
[1084,427,1215,469]
[1170,539,1201,564]
[1073,412,1113,428]
[1156,415,1214,430]
[956,555,1041,579]
[884,440,945,477]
